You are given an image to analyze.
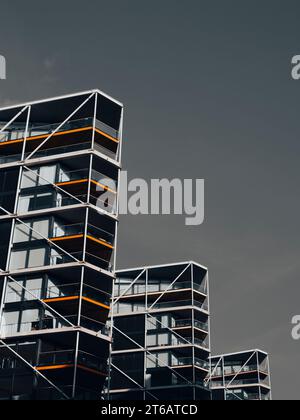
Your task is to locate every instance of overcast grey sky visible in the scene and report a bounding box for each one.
[1,0,300,400]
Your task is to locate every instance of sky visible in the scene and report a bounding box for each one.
[1,0,300,400]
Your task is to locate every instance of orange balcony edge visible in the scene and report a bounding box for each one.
[36,364,72,372]
[55,178,117,194]
[86,235,114,249]
[36,364,106,377]
[51,234,84,241]
[95,127,119,144]
[50,234,114,249]
[0,126,92,147]
[43,295,110,310]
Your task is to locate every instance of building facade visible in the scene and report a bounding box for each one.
[0,90,123,399]
[209,350,272,400]
[107,262,211,400]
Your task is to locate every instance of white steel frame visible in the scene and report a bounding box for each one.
[208,350,272,401]
[0,90,123,400]
[107,262,211,400]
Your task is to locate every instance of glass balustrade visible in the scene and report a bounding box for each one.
[115,281,207,298]
[38,349,108,373]
[1,314,109,337]
[0,117,119,144]
[0,117,120,162]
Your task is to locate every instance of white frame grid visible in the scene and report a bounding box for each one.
[107,262,211,400]
[0,90,123,400]
[208,350,272,401]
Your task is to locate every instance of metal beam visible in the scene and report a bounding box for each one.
[25,92,96,161]
[112,324,193,387]
[0,106,29,135]
[0,339,70,400]
[148,263,191,310]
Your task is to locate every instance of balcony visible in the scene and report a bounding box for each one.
[5,282,110,306]
[115,280,207,298]
[1,314,109,338]
[171,357,210,372]
[37,349,108,376]
[114,298,209,317]
[151,299,209,313]
[49,250,113,272]
[211,377,270,389]
[8,221,115,272]
[211,363,269,378]
[147,334,209,350]
[0,117,120,164]
[50,223,114,267]
[173,319,209,333]
[51,222,114,248]
[226,392,271,401]
[55,168,117,214]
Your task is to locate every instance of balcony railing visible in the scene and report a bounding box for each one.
[1,314,110,337]
[148,356,209,371]
[0,118,120,163]
[171,375,209,389]
[49,250,113,271]
[173,319,209,332]
[52,222,114,247]
[56,168,117,192]
[226,392,271,401]
[151,299,209,312]
[115,280,207,298]
[211,364,269,377]
[172,357,210,370]
[211,377,270,388]
[5,283,110,307]
[18,191,117,215]
[38,349,108,374]
[115,299,209,316]
[46,283,110,305]
[0,117,119,144]
[147,334,209,350]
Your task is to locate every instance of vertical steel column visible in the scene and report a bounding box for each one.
[191,264,196,400]
[91,92,98,151]
[0,106,31,333]
[73,98,96,399]
[21,106,31,161]
[144,268,148,400]
[106,103,123,399]
[256,351,262,400]
[72,330,81,399]
[117,107,124,164]
[206,272,211,352]
[107,279,115,400]
[267,354,272,400]
[87,154,93,205]
[77,209,89,327]
[222,356,226,400]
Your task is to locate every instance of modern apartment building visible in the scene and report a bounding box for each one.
[209,350,272,400]
[107,262,211,400]
[0,90,123,399]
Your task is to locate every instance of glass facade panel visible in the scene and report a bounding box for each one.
[24,278,43,300]
[18,192,55,213]
[21,165,58,189]
[13,219,49,243]
[28,248,46,268]
[9,248,46,270]
[14,224,30,243]
[10,250,27,270]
